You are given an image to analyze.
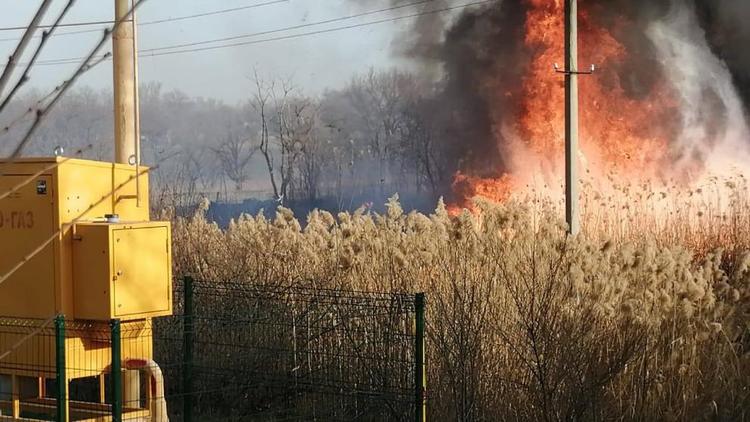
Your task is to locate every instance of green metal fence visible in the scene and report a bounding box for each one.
[0,279,426,421]
[151,278,426,421]
[0,316,122,421]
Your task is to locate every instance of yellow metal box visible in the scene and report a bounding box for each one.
[0,157,160,320]
[73,222,172,320]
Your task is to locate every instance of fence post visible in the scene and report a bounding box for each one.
[55,315,67,422]
[414,293,426,422]
[183,276,195,422]
[110,319,122,422]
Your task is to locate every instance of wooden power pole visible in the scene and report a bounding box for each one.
[564,0,580,235]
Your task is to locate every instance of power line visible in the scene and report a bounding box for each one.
[28,0,443,65]
[134,0,443,54]
[31,0,490,67]
[140,0,289,26]
[0,0,289,42]
[0,26,102,43]
[146,1,492,59]
[0,19,111,32]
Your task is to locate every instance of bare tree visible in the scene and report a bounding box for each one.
[398,98,449,196]
[295,117,325,201]
[273,83,316,203]
[250,72,316,205]
[211,127,257,191]
[251,72,280,201]
[338,68,434,198]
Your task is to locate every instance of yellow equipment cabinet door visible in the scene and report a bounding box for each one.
[0,175,57,318]
[112,226,170,318]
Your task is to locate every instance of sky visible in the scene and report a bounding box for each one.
[0,0,412,103]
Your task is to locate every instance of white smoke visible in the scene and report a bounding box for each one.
[647,1,750,177]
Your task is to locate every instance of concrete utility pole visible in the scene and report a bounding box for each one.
[113,0,140,165]
[113,0,142,405]
[564,0,580,235]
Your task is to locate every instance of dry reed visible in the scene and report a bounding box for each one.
[168,179,750,421]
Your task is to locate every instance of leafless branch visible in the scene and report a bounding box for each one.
[0,53,108,140]
[0,0,54,99]
[6,0,149,161]
[0,0,77,115]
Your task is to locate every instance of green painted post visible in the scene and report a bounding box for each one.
[110,319,122,422]
[55,315,67,422]
[414,293,426,422]
[183,276,195,422]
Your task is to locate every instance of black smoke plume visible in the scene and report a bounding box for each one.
[352,0,750,193]
[405,0,750,178]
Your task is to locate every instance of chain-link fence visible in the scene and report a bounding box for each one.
[0,279,426,421]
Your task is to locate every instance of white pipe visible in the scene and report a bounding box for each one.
[124,359,169,422]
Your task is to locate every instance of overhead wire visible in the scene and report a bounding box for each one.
[24,0,444,64]
[138,0,289,26]
[133,0,444,54]
[0,0,289,42]
[27,0,493,67]
[0,19,113,32]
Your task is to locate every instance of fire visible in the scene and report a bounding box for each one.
[452,0,683,210]
[449,172,515,214]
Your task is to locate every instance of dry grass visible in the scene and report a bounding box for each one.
[168,181,750,421]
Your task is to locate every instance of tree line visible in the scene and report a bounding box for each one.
[1,68,459,210]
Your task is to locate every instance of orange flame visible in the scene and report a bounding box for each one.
[452,0,682,210]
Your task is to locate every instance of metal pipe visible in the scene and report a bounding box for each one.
[113,0,137,165]
[124,359,169,421]
[131,0,142,207]
[565,0,580,235]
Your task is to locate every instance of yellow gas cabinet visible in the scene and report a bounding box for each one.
[0,156,172,420]
[1,4,172,418]
[0,156,173,320]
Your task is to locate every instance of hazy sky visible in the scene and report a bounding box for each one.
[0,0,413,103]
